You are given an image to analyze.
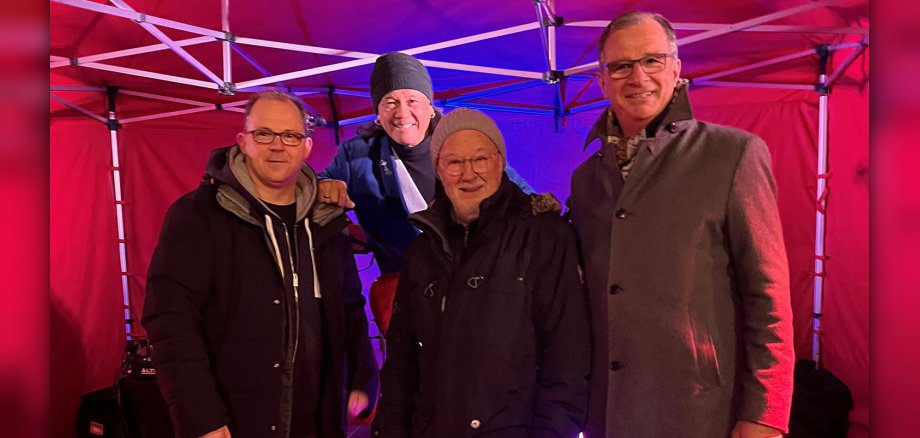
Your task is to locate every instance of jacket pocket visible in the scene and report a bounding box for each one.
[467,274,529,344]
[468,390,533,437]
[687,317,723,396]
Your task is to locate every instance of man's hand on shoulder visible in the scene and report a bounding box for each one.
[318,179,355,208]
[731,420,783,438]
[199,425,231,438]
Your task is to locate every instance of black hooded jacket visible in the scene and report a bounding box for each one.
[373,175,590,438]
[143,145,379,438]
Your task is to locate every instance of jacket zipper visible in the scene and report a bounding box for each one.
[284,223,300,367]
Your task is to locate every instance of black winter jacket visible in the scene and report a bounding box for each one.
[373,175,590,438]
[142,146,379,438]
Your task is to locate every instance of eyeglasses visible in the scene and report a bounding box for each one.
[245,129,306,146]
[603,53,676,79]
[439,152,500,176]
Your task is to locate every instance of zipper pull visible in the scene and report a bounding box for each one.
[293,273,300,301]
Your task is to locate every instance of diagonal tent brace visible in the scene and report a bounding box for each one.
[693,40,866,84]
[50,93,108,124]
[50,36,214,69]
[826,36,869,87]
[107,0,226,91]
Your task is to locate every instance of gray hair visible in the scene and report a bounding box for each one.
[597,11,678,66]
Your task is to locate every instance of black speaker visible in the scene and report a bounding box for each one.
[789,359,853,438]
[75,385,126,438]
[77,338,175,438]
[118,376,174,438]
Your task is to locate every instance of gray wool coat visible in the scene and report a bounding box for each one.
[569,85,795,438]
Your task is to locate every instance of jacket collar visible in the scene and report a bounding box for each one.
[205,145,344,228]
[410,173,521,257]
[583,80,695,155]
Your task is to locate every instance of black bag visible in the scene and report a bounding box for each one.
[118,376,174,438]
[76,338,175,438]
[788,359,853,438]
[75,385,126,438]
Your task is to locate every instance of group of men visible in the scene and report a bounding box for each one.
[143,11,794,438]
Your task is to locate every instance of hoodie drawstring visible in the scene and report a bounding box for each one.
[264,214,285,278]
[303,218,322,298]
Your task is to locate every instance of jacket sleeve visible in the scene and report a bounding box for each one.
[372,247,421,438]
[317,140,352,182]
[530,218,591,437]
[726,136,795,432]
[141,195,229,438]
[337,230,380,416]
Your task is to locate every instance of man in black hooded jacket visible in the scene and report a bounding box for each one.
[372,108,590,438]
[143,90,378,438]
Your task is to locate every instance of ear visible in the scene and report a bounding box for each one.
[237,132,246,147]
[672,57,682,80]
[301,137,314,161]
[597,70,610,100]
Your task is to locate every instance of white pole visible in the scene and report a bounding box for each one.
[813,65,830,365]
[221,0,232,90]
[105,87,134,338]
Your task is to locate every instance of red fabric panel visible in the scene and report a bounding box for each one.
[50,117,126,438]
[119,112,240,333]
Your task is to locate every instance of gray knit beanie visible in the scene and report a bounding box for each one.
[370,52,433,113]
[430,108,507,175]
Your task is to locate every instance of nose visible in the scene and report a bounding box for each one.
[395,101,411,118]
[626,62,650,83]
[459,160,478,180]
[268,136,285,150]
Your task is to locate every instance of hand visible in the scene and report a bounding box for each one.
[731,420,783,438]
[318,179,354,208]
[199,425,231,438]
[347,390,370,419]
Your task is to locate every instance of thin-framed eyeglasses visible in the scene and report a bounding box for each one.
[439,152,500,176]
[603,53,676,79]
[245,129,306,146]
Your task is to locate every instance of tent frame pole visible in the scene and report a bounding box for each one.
[101,86,135,338]
[812,46,831,366]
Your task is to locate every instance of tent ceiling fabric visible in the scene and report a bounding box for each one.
[50,0,868,124]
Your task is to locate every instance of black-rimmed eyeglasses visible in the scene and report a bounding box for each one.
[603,53,676,79]
[245,129,306,146]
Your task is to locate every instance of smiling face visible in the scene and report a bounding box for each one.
[436,129,503,226]
[377,89,434,146]
[236,98,311,203]
[598,17,681,137]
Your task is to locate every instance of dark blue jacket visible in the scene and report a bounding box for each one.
[319,132,534,274]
